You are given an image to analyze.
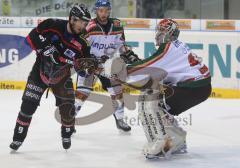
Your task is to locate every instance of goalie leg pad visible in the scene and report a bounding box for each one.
[138,90,173,156]
[138,98,156,142]
[164,116,187,154]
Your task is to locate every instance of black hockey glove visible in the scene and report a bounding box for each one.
[73,56,99,75]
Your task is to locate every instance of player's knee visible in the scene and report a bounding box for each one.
[59,101,75,125]
[20,99,39,116]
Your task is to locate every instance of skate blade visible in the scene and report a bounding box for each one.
[10,149,18,154]
[118,129,131,135]
[145,153,166,160]
[145,154,163,160]
[145,154,171,160]
[172,144,188,155]
[172,149,188,155]
[145,149,172,160]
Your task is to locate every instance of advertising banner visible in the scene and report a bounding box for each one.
[0,22,240,98]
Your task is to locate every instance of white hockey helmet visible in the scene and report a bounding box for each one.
[155,18,180,46]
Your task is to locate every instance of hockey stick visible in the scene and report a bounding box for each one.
[59,56,153,91]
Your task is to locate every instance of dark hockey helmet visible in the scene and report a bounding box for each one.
[155,18,180,45]
[69,4,91,22]
[95,0,112,10]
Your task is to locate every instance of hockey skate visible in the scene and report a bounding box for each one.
[113,114,131,132]
[9,141,23,152]
[61,126,74,150]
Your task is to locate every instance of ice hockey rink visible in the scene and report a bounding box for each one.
[0,90,240,168]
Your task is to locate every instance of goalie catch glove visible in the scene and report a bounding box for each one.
[120,50,141,64]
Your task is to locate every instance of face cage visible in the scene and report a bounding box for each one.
[155,26,171,45]
[155,23,179,45]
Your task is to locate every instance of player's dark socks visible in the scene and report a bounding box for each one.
[113,114,131,132]
[10,113,32,151]
[61,125,74,150]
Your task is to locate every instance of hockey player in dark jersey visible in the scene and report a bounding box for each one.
[9,4,94,151]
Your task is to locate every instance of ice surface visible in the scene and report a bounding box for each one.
[0,90,240,168]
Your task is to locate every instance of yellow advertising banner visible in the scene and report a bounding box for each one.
[175,19,192,30]
[121,18,151,29]
[206,20,236,30]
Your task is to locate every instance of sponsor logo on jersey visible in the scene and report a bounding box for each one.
[64,49,76,58]
[0,34,32,68]
[91,42,115,50]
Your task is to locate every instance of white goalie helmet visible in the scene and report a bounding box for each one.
[155,18,180,46]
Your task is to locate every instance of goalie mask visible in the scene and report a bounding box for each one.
[155,19,180,46]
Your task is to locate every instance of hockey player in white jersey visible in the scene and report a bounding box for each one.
[102,18,212,159]
[75,0,140,132]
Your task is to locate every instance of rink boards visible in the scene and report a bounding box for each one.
[0,24,240,98]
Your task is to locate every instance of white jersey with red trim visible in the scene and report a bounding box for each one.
[128,40,210,86]
[85,18,125,58]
